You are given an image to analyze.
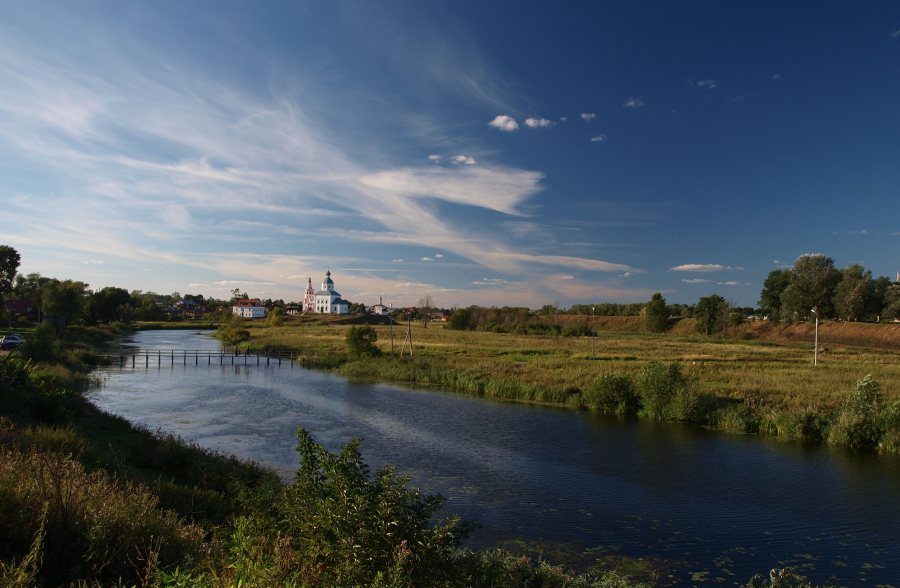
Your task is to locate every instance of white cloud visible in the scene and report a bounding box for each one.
[435,254,443,258]
[428,155,441,162]
[717,281,750,286]
[422,257,434,261]
[847,229,869,234]
[560,275,574,279]
[359,165,543,216]
[84,259,105,264]
[581,113,597,121]
[623,97,644,108]
[697,79,717,89]
[682,278,712,284]
[560,117,568,122]
[450,155,477,165]
[772,73,782,79]
[488,115,518,131]
[670,264,732,272]
[892,30,900,38]
[524,117,554,128]
[590,134,607,142]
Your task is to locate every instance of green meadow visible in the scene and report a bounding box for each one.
[229,315,900,452]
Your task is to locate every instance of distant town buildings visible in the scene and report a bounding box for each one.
[232,298,266,318]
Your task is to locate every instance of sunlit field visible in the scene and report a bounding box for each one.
[235,316,900,413]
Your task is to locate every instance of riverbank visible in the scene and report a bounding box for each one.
[227,317,900,454]
[1,327,665,587]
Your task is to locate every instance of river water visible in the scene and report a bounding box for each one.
[92,330,900,587]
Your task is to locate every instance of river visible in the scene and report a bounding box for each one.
[91,329,900,587]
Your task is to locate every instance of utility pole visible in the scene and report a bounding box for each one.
[389,306,394,356]
[400,310,414,356]
[811,307,819,366]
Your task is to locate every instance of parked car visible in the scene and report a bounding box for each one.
[0,334,25,350]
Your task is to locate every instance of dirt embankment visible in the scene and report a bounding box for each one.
[571,315,900,349]
[738,320,900,349]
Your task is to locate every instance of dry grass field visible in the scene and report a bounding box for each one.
[239,316,900,413]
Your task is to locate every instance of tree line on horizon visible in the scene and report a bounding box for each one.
[3,245,899,333]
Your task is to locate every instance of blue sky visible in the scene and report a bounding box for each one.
[2,2,898,309]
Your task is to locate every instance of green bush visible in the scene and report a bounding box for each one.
[668,383,714,424]
[583,373,638,415]
[17,323,62,363]
[232,428,477,586]
[636,361,684,419]
[346,324,382,357]
[828,374,883,450]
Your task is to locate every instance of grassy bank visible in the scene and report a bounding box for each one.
[2,326,678,587]
[229,316,900,453]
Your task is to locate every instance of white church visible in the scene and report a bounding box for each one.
[303,271,349,314]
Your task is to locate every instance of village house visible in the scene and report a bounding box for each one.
[232,298,266,318]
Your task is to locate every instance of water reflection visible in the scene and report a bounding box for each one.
[94,330,900,586]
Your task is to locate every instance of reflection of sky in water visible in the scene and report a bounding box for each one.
[93,330,900,586]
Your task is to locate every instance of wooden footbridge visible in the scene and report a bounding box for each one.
[100,349,319,368]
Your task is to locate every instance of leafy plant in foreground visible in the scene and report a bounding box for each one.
[233,428,477,586]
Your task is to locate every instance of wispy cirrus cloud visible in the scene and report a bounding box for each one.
[623,97,644,108]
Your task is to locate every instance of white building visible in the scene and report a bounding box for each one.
[232,299,267,318]
[371,296,390,316]
[313,271,349,314]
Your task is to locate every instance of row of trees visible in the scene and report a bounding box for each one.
[5,268,230,328]
[759,254,900,322]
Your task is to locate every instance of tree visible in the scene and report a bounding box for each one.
[758,269,792,320]
[872,276,895,320]
[833,264,875,322]
[0,245,21,295]
[345,324,381,356]
[42,279,89,331]
[93,287,133,324]
[447,306,475,331]
[346,301,367,314]
[695,294,726,336]
[781,254,840,320]
[882,283,900,321]
[417,295,434,328]
[266,306,284,327]
[644,292,669,332]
